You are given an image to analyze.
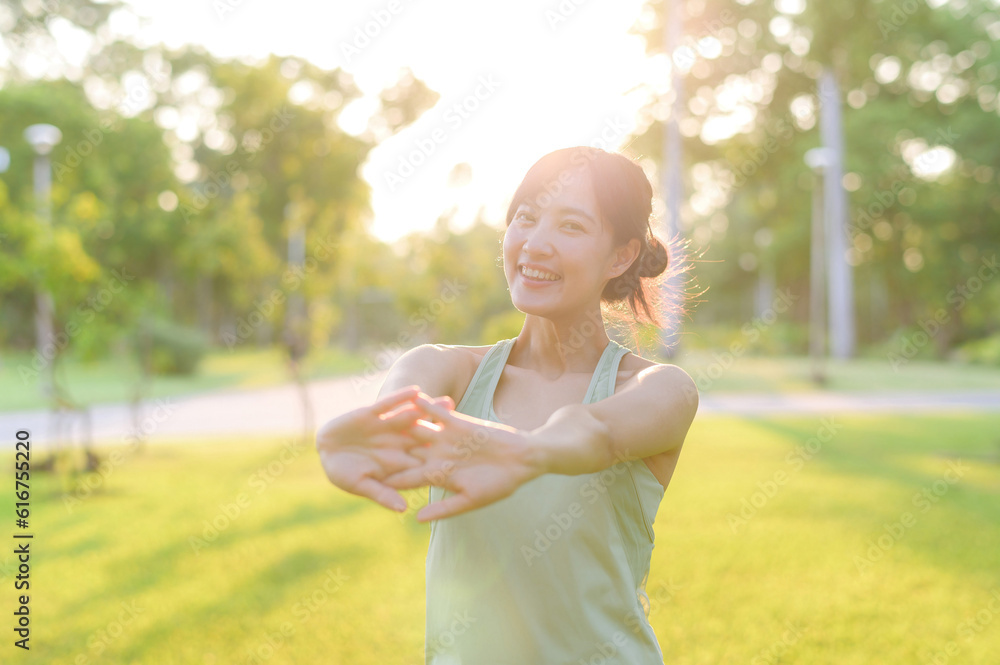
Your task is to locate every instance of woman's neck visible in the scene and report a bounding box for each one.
[510,309,610,379]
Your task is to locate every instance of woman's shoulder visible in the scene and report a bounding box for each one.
[620,351,657,372]
[616,347,696,392]
[617,343,661,375]
[409,342,497,403]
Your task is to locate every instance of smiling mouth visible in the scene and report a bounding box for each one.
[519,265,561,282]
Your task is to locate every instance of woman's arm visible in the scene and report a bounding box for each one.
[526,364,699,477]
[385,364,698,521]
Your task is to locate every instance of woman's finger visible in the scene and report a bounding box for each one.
[368,430,427,450]
[353,476,409,512]
[408,445,430,463]
[371,448,426,475]
[424,395,456,421]
[318,427,419,453]
[416,492,477,522]
[432,395,456,411]
[368,386,421,417]
[412,397,473,430]
[377,400,418,419]
[382,465,438,490]
[376,394,455,428]
[376,404,425,430]
[408,419,444,444]
[411,396,455,421]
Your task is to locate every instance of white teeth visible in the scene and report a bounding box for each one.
[520,266,560,281]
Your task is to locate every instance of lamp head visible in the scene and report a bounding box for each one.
[24,124,63,155]
[804,147,832,172]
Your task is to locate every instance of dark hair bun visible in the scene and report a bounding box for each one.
[636,235,669,279]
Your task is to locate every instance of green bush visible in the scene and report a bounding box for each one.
[954,333,1000,366]
[680,321,809,356]
[751,320,809,355]
[141,318,210,376]
[869,325,942,362]
[71,318,119,362]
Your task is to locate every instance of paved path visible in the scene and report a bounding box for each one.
[1,372,385,450]
[2,372,998,449]
[699,390,1000,415]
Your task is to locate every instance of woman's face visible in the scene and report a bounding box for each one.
[502,170,638,319]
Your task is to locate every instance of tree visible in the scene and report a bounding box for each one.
[630,0,1000,355]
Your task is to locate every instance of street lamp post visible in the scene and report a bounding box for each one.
[805,147,831,385]
[24,123,62,404]
[817,70,855,359]
[284,200,308,361]
[283,200,314,443]
[656,0,686,360]
[753,228,775,318]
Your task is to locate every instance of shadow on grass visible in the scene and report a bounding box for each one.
[50,497,365,626]
[745,415,1000,581]
[116,545,366,663]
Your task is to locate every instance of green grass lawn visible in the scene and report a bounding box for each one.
[7,413,999,664]
[0,345,371,412]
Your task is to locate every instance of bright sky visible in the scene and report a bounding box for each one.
[120,0,657,243]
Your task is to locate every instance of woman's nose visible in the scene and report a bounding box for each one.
[522,222,554,254]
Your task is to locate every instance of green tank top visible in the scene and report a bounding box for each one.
[425,337,666,664]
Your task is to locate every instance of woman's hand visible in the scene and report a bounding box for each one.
[315,386,453,513]
[381,395,544,522]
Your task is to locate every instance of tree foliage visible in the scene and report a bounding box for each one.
[631,0,1000,354]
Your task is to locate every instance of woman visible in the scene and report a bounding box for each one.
[317,147,699,664]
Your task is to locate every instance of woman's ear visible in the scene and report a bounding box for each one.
[609,238,641,278]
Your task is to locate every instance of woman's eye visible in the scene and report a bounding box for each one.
[515,212,534,223]
[564,222,583,230]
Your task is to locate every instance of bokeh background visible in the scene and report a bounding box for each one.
[1,0,999,663]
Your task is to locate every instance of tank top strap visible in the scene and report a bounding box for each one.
[588,338,632,403]
[454,337,516,420]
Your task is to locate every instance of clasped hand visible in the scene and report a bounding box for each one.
[315,386,542,522]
